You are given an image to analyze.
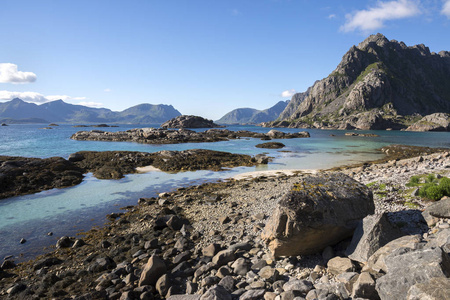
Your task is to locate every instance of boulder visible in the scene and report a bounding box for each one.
[422,197,450,219]
[261,173,374,257]
[406,277,450,300]
[138,255,167,287]
[351,272,378,299]
[345,213,403,263]
[363,234,422,274]
[375,247,450,300]
[255,142,286,149]
[199,285,231,300]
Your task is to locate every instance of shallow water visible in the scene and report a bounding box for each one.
[1,124,449,261]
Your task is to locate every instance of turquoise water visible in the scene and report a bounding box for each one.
[1,124,449,261]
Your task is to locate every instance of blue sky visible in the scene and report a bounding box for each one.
[0,0,449,120]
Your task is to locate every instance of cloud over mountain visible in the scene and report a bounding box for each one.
[0,63,37,84]
[0,90,86,105]
[341,0,420,33]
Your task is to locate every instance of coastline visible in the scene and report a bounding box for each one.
[1,146,449,299]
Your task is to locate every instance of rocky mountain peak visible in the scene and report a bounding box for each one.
[357,33,390,51]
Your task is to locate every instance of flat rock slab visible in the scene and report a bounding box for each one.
[262,172,374,257]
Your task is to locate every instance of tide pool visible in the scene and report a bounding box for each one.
[1,124,449,261]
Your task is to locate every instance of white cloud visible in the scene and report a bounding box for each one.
[442,0,450,17]
[78,101,104,108]
[104,88,111,92]
[328,14,337,19]
[0,90,87,104]
[281,89,296,98]
[340,0,421,33]
[0,63,37,84]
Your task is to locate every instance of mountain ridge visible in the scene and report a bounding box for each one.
[0,98,181,124]
[216,100,289,125]
[266,33,450,130]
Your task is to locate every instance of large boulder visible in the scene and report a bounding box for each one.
[422,197,450,219]
[375,247,450,300]
[406,277,450,300]
[345,213,403,263]
[138,255,167,287]
[261,173,374,257]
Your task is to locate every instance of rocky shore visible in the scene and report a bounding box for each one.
[1,146,449,299]
[0,149,269,199]
[70,128,310,144]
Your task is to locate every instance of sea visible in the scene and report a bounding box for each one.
[1,124,449,262]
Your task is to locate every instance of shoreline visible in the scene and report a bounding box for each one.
[1,145,450,299]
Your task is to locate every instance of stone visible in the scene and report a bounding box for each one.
[279,290,305,300]
[405,113,450,132]
[363,234,422,274]
[173,251,191,264]
[282,280,314,294]
[327,257,354,276]
[258,266,279,282]
[218,276,235,292]
[231,258,249,276]
[139,255,167,287]
[212,249,235,267]
[375,247,450,300]
[336,272,359,293]
[321,246,334,263]
[262,173,374,257]
[423,198,450,219]
[156,274,170,297]
[200,285,232,300]
[167,215,186,231]
[167,296,201,300]
[345,213,403,263]
[161,115,223,129]
[406,277,450,300]
[216,266,232,278]
[239,289,266,300]
[72,239,86,248]
[1,260,16,269]
[351,272,378,299]
[202,243,221,257]
[56,236,73,248]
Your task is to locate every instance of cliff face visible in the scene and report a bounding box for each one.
[270,34,450,130]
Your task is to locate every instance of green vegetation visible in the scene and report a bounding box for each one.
[366,181,378,187]
[354,62,382,85]
[414,175,450,201]
[406,175,420,187]
[379,183,386,190]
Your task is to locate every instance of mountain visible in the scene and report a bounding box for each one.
[0,98,182,124]
[267,33,450,130]
[216,100,289,125]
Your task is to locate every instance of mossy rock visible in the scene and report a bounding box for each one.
[255,142,286,149]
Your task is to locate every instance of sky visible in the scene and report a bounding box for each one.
[0,0,449,120]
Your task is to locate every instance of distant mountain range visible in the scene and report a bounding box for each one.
[267,33,450,130]
[216,100,289,124]
[0,98,181,124]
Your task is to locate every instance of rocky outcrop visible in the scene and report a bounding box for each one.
[255,142,285,149]
[0,156,84,200]
[266,33,450,130]
[71,128,310,144]
[405,112,450,131]
[161,115,223,128]
[261,173,374,257]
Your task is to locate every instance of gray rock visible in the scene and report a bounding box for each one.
[423,197,450,219]
[405,113,450,132]
[346,213,403,263]
[56,236,73,248]
[200,285,232,300]
[156,274,170,297]
[138,255,167,287]
[239,289,266,300]
[262,173,373,257]
[231,258,249,276]
[167,296,201,300]
[258,266,279,282]
[351,272,378,299]
[218,276,235,292]
[375,247,450,300]
[202,243,221,257]
[406,277,450,300]
[327,257,354,275]
[363,234,422,274]
[282,280,313,293]
[212,249,235,267]
[280,290,305,300]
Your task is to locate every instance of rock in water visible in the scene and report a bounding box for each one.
[161,115,223,128]
[261,173,374,257]
[405,113,450,131]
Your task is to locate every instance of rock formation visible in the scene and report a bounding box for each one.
[266,33,450,130]
[405,112,450,131]
[161,115,223,128]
